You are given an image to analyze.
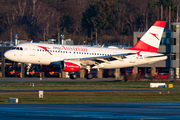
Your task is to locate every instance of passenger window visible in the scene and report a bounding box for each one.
[20,47,23,50]
[16,47,19,50]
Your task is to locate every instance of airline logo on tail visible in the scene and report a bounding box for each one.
[150,33,159,40]
[129,20,166,53]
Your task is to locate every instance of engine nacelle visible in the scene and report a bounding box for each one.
[36,65,56,72]
[61,61,81,72]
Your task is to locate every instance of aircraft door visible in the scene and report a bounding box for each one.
[29,45,36,56]
[130,56,135,63]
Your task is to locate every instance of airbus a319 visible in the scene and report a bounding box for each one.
[4,20,167,79]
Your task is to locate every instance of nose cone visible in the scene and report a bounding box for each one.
[4,51,11,60]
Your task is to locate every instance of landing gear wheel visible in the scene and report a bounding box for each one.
[70,73,77,79]
[85,73,93,79]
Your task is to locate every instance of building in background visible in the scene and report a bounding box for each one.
[133,22,180,79]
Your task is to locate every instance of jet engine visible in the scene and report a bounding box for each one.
[61,61,81,72]
[36,65,57,72]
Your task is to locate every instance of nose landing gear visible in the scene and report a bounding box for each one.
[26,64,31,75]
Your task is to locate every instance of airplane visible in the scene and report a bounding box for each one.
[4,20,167,79]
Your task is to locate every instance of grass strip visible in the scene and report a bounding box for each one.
[1,91,180,103]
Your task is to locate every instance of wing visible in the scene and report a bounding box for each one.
[65,53,136,68]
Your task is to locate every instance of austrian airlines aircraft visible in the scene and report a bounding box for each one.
[4,20,167,79]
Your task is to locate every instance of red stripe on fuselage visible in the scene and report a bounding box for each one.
[38,46,52,55]
[129,40,158,53]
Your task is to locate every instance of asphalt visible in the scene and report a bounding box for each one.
[0,103,180,120]
[0,77,117,81]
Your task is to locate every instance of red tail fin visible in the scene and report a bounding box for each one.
[129,20,166,53]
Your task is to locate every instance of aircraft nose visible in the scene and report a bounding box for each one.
[4,51,11,60]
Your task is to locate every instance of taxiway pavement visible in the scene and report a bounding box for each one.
[0,103,180,120]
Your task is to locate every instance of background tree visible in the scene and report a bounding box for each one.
[0,0,179,44]
[82,0,114,35]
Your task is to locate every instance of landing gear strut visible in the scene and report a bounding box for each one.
[26,64,31,75]
[85,67,93,79]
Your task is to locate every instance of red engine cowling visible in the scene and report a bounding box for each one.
[61,61,80,72]
[36,65,56,72]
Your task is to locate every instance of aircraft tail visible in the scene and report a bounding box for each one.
[129,20,166,53]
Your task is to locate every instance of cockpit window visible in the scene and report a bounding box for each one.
[11,47,16,50]
[12,47,23,50]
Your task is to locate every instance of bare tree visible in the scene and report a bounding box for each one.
[14,0,27,24]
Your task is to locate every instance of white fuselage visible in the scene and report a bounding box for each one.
[4,43,167,69]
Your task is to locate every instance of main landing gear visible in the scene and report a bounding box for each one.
[69,69,93,80]
[84,73,93,79]
[85,66,93,79]
[70,73,78,79]
[69,72,93,79]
